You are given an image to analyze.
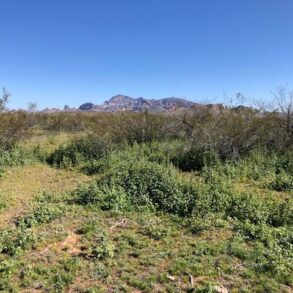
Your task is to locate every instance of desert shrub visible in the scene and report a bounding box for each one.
[226,192,293,227]
[270,171,293,192]
[0,146,44,177]
[172,146,219,172]
[76,157,197,216]
[75,184,130,212]
[0,147,39,167]
[130,141,185,165]
[80,158,110,175]
[90,233,115,260]
[52,273,74,293]
[40,112,88,132]
[0,228,38,255]
[192,170,233,217]
[234,222,293,276]
[232,150,277,181]
[270,197,293,226]
[141,218,171,240]
[188,212,227,234]
[76,221,105,240]
[80,141,177,175]
[103,159,197,216]
[226,194,274,225]
[47,135,113,168]
[200,150,279,183]
[0,112,33,150]
[274,150,293,175]
[94,263,110,279]
[0,259,18,291]
[17,203,65,229]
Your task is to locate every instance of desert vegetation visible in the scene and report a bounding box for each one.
[0,90,292,292]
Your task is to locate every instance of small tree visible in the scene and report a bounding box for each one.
[27,101,37,112]
[0,88,11,111]
[273,86,293,145]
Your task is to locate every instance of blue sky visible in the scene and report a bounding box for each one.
[0,0,293,109]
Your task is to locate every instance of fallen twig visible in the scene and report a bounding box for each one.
[108,219,127,231]
[187,273,194,289]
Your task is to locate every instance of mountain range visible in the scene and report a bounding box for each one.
[77,95,198,112]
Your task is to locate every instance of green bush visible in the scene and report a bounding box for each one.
[270,171,293,192]
[47,135,112,168]
[270,197,293,226]
[172,146,219,172]
[276,151,293,175]
[75,184,130,212]
[0,147,40,168]
[234,221,293,276]
[90,234,115,260]
[78,159,197,216]
[227,194,274,225]
[0,228,38,255]
[188,212,227,234]
[115,161,195,215]
[17,203,65,229]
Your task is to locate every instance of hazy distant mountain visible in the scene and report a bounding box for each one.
[78,95,197,112]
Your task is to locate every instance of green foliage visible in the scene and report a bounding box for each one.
[276,151,293,175]
[270,197,293,226]
[75,184,130,211]
[91,233,115,260]
[113,160,195,215]
[52,273,74,293]
[227,193,274,225]
[141,218,171,240]
[172,146,219,172]
[77,221,103,239]
[47,135,112,168]
[0,259,18,291]
[0,194,65,256]
[188,212,227,234]
[0,194,7,210]
[17,203,65,229]
[233,222,293,277]
[1,110,293,292]
[270,171,293,192]
[0,147,40,167]
[94,263,110,279]
[0,228,38,255]
[76,158,197,216]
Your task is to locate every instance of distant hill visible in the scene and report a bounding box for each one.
[78,95,198,112]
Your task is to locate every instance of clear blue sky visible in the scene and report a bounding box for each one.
[1,0,293,109]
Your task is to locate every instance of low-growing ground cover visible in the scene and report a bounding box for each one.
[0,132,292,292]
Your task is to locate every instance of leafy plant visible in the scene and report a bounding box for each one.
[17,203,65,229]
[270,171,293,192]
[141,218,171,240]
[0,228,38,255]
[47,135,112,168]
[91,234,115,260]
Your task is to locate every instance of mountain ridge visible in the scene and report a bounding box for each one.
[78,94,198,112]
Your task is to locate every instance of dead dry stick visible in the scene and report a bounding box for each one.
[108,219,127,231]
[187,273,194,289]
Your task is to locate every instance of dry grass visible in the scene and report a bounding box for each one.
[21,130,86,152]
[0,164,90,228]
